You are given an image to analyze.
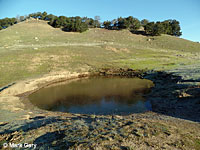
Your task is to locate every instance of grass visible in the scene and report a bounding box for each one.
[0,19,200,87]
[195,139,200,149]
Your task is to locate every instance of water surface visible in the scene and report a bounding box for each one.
[29,77,154,115]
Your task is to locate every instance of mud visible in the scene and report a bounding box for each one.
[0,67,200,149]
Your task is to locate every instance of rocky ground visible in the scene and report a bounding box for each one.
[0,67,200,150]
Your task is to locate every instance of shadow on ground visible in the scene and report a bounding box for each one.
[0,117,62,135]
[144,71,200,122]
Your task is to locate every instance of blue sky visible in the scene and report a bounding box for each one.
[0,0,199,42]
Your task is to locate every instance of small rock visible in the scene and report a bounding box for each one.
[90,114,96,119]
[0,122,8,126]
[115,115,123,119]
[52,141,57,145]
[179,92,191,98]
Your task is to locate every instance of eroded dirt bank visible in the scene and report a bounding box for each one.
[0,68,200,150]
[0,71,90,122]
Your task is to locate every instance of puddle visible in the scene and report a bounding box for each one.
[29,77,154,115]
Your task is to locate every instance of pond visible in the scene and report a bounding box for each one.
[29,77,154,115]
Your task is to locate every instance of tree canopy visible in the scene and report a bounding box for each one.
[0,11,182,36]
[144,20,182,36]
[0,17,17,29]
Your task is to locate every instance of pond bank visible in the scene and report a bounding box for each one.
[0,67,200,149]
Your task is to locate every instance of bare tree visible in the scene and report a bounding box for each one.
[16,15,20,23]
[94,16,100,21]
[19,16,25,22]
[94,16,101,28]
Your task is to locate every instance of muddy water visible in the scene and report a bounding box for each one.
[29,77,154,115]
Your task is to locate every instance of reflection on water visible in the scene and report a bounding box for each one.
[29,77,154,115]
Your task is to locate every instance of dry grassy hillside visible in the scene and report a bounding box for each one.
[1,20,200,150]
[0,20,200,87]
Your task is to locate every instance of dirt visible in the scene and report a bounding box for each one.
[0,68,200,149]
[0,71,88,122]
[0,71,87,96]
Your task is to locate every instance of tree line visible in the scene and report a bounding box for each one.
[28,12,101,32]
[0,11,182,36]
[103,17,182,36]
[143,20,182,36]
[0,17,17,30]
